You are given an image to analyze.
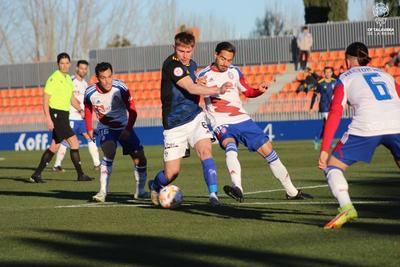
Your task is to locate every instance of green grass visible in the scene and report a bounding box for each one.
[0,140,399,266]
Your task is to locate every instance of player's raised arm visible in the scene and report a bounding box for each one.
[177,75,231,95]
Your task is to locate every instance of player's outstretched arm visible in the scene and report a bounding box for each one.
[177,76,231,96]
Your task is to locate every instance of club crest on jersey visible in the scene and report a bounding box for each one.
[228,71,234,80]
[173,67,184,77]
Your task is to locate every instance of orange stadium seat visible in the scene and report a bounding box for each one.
[375,48,385,58]
[259,65,268,75]
[267,64,277,74]
[296,72,305,81]
[320,52,329,61]
[282,83,291,93]
[328,51,339,61]
[241,65,251,76]
[277,64,286,73]
[309,52,320,62]
[384,46,395,56]
[251,65,260,75]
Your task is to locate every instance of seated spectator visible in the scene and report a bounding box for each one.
[386,51,400,67]
[296,67,320,93]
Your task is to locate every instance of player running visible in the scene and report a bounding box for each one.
[149,31,231,207]
[199,42,312,202]
[85,62,149,202]
[53,60,100,172]
[319,42,400,229]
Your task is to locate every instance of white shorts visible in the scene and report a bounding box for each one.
[163,112,213,161]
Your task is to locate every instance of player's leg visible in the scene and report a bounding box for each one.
[215,124,244,202]
[149,126,186,206]
[65,134,93,181]
[53,141,68,172]
[120,129,149,199]
[191,113,220,206]
[30,135,60,183]
[93,138,117,202]
[82,129,101,170]
[381,133,400,169]
[323,155,358,229]
[257,141,307,199]
[323,134,380,229]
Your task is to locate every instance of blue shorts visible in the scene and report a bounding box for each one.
[98,128,143,155]
[70,120,88,136]
[214,119,269,152]
[332,133,400,166]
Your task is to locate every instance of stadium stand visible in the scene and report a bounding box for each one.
[0,46,399,127]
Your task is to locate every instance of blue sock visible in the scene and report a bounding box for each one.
[201,158,218,193]
[151,171,170,192]
[264,150,279,164]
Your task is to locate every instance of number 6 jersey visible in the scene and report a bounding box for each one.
[321,66,400,151]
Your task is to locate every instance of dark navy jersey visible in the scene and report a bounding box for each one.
[310,78,336,113]
[161,54,202,129]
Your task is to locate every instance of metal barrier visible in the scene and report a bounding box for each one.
[0,18,398,90]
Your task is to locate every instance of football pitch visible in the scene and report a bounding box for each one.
[0,140,399,267]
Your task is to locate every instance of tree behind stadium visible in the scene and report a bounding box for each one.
[304,0,348,24]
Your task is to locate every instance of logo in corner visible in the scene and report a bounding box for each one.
[373,2,389,27]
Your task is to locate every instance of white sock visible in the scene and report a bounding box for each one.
[226,149,242,192]
[326,167,351,208]
[54,144,67,167]
[88,140,100,167]
[265,150,298,197]
[134,165,147,195]
[209,192,218,199]
[100,157,113,194]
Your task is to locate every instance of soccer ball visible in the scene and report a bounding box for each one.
[159,185,183,209]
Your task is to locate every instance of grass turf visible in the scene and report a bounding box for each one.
[0,140,399,266]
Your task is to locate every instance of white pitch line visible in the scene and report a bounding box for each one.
[55,203,152,209]
[237,200,400,206]
[244,184,328,195]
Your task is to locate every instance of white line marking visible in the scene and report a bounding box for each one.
[244,184,328,195]
[55,202,153,209]
[237,201,400,206]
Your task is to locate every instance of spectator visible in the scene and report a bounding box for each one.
[296,67,319,93]
[297,26,313,70]
[291,35,300,71]
[386,51,400,67]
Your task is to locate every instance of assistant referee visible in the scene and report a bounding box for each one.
[30,52,93,183]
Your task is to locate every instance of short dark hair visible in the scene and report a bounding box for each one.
[95,62,113,76]
[302,26,308,31]
[77,60,89,67]
[215,42,236,55]
[324,66,334,72]
[345,42,371,66]
[174,31,195,47]
[57,52,70,63]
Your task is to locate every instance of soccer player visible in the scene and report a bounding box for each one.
[85,62,149,202]
[53,60,100,172]
[319,42,400,229]
[30,53,93,183]
[199,42,312,202]
[310,66,336,149]
[149,31,231,207]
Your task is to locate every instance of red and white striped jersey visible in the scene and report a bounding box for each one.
[198,65,263,128]
[322,66,400,152]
